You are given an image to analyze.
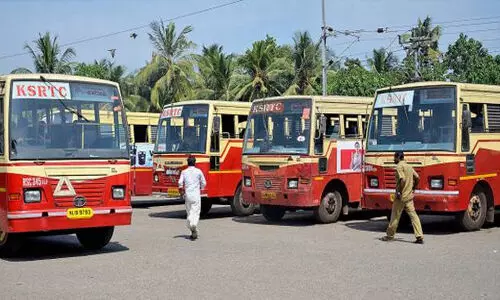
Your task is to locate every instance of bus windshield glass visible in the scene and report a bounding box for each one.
[243,99,312,155]
[367,86,457,152]
[10,80,129,160]
[155,104,209,153]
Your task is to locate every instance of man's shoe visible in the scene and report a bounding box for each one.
[414,237,424,244]
[380,236,395,242]
[191,228,198,240]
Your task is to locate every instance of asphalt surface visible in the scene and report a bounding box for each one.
[2,203,500,300]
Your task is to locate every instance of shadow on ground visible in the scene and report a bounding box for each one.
[343,214,498,235]
[149,206,234,220]
[1,235,129,262]
[232,209,386,227]
[133,199,184,209]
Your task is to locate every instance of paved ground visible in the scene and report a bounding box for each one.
[2,203,500,300]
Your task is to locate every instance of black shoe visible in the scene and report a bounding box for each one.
[380,236,395,242]
[191,228,198,240]
[414,238,424,244]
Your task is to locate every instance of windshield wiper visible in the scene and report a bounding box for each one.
[40,75,90,122]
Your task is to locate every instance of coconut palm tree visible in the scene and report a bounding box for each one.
[136,20,196,111]
[368,48,398,73]
[11,32,75,74]
[233,36,292,101]
[285,31,321,95]
[196,44,234,100]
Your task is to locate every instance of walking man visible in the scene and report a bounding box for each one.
[178,156,206,240]
[381,151,424,244]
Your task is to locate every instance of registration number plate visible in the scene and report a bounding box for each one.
[167,188,180,198]
[67,208,94,220]
[262,191,277,200]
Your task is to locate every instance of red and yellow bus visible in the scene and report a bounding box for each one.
[363,82,500,231]
[152,100,253,216]
[241,95,372,223]
[0,74,132,255]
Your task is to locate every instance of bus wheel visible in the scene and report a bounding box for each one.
[457,189,487,231]
[231,185,255,216]
[261,205,285,222]
[314,191,342,223]
[76,227,114,250]
[200,199,212,217]
[0,231,22,257]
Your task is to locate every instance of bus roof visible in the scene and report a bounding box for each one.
[162,100,251,109]
[251,95,373,105]
[0,73,120,87]
[376,81,500,94]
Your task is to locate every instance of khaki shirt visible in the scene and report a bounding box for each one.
[395,161,419,202]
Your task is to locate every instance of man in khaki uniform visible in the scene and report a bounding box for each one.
[381,151,424,244]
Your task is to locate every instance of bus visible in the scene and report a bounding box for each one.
[241,95,373,223]
[362,82,500,231]
[152,100,253,216]
[0,74,132,255]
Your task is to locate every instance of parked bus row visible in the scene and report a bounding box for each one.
[1,72,499,255]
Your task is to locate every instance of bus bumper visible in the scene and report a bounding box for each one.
[6,207,132,233]
[243,189,317,207]
[363,189,463,212]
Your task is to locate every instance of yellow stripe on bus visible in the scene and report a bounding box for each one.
[0,187,6,193]
[208,170,242,174]
[460,173,497,181]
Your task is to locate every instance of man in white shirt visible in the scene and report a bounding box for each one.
[178,156,207,240]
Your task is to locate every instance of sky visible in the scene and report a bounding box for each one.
[1,0,500,74]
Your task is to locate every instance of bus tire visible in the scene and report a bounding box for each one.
[261,205,285,222]
[230,185,255,216]
[456,189,487,231]
[76,227,114,250]
[200,199,212,217]
[0,232,22,257]
[314,191,342,223]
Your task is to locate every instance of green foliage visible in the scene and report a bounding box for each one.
[11,17,500,112]
[12,32,75,74]
[444,34,500,84]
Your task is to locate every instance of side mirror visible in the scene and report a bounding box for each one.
[319,114,327,135]
[213,116,221,134]
[462,107,472,130]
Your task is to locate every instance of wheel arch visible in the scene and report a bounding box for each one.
[322,179,349,205]
[474,180,494,209]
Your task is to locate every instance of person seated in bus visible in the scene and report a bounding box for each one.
[11,117,29,148]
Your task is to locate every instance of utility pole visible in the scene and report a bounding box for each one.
[321,0,327,96]
[399,33,434,82]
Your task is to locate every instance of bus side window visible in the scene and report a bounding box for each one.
[344,115,359,138]
[237,115,247,138]
[324,114,340,140]
[221,114,235,139]
[469,103,485,133]
[487,104,500,133]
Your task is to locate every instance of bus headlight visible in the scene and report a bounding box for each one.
[369,177,379,188]
[244,177,252,187]
[430,178,444,190]
[112,186,125,199]
[287,179,299,189]
[24,189,41,203]
[154,174,159,183]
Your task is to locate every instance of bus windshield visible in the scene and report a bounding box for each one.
[155,104,209,153]
[243,99,312,155]
[9,80,129,160]
[367,86,457,152]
